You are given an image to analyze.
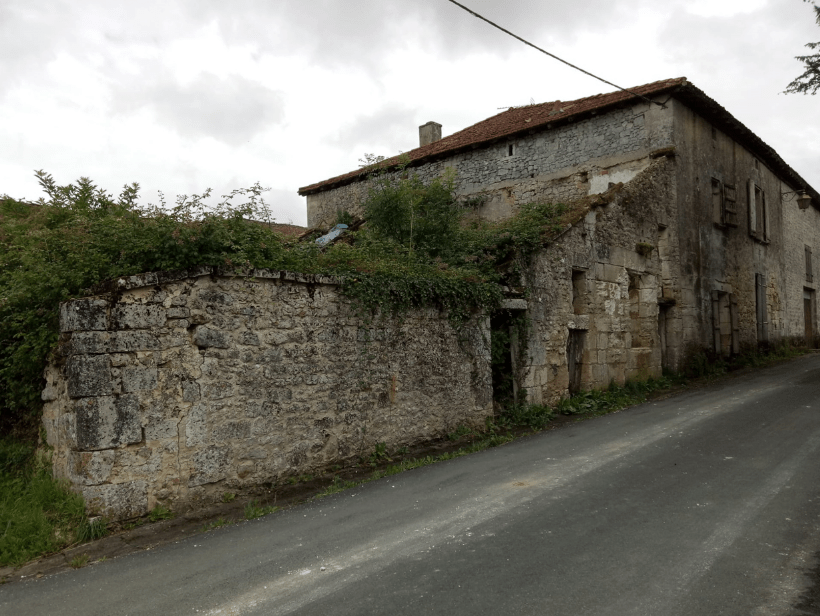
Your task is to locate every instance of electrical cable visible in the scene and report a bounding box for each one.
[445,0,665,108]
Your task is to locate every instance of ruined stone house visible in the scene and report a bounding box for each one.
[42,78,820,521]
[299,77,820,404]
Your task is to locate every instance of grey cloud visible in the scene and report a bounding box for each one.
[330,104,419,154]
[114,72,285,145]
[180,0,657,70]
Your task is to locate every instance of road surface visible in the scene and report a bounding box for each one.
[4,354,820,615]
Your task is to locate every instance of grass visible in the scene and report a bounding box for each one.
[0,444,92,567]
[200,517,229,532]
[244,500,279,520]
[68,554,89,569]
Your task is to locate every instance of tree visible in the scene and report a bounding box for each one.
[785,1,820,95]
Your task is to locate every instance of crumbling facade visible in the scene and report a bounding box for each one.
[299,77,820,404]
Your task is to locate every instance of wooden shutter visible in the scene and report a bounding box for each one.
[723,184,738,227]
[748,179,757,235]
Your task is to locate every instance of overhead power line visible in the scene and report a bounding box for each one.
[445,0,664,108]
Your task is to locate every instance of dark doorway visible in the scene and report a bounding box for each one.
[567,329,586,396]
[491,312,522,406]
[806,289,816,347]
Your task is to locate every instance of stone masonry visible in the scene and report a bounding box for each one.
[42,269,491,520]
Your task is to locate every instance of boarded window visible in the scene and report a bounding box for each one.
[807,245,814,283]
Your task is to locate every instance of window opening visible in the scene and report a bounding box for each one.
[571,269,587,315]
[507,144,515,157]
[807,245,814,283]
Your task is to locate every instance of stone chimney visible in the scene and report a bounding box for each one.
[419,121,442,147]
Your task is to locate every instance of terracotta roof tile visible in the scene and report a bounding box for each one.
[298,77,686,195]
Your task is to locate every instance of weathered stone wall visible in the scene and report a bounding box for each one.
[306,99,675,227]
[671,99,796,352]
[42,269,491,520]
[782,189,820,343]
[516,157,675,404]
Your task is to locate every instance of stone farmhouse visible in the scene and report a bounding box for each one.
[42,78,820,520]
[300,77,820,404]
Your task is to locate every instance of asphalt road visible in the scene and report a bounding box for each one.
[4,354,820,615]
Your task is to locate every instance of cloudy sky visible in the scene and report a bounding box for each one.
[2,0,819,226]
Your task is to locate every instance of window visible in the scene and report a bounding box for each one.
[712,179,738,227]
[748,180,768,242]
[711,127,717,141]
[507,144,515,157]
[571,269,587,315]
[807,245,814,283]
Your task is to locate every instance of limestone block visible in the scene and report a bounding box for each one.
[122,365,158,393]
[83,481,148,519]
[182,380,201,402]
[144,418,178,441]
[194,326,230,349]
[60,298,109,332]
[112,304,166,330]
[75,395,142,451]
[213,421,251,441]
[240,331,261,346]
[69,450,115,485]
[185,403,208,446]
[110,331,161,353]
[167,307,191,319]
[188,445,229,487]
[67,355,114,398]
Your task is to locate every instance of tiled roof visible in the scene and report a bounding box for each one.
[297,77,819,205]
[298,77,686,195]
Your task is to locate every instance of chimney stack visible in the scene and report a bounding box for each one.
[419,121,442,147]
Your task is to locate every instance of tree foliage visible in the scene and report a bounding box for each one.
[785,1,820,95]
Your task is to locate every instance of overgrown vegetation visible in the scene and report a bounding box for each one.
[0,440,101,566]
[0,166,570,435]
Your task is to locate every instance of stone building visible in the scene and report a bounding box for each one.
[299,77,820,404]
[41,78,820,520]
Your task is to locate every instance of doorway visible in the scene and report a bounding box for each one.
[566,329,586,396]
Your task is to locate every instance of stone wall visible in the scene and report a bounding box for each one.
[42,269,491,520]
[782,188,820,343]
[516,157,674,404]
[306,99,675,227]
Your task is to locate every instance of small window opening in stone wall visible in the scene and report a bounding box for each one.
[754,159,760,170]
[507,143,515,157]
[806,245,814,283]
[571,269,587,315]
[711,126,717,141]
